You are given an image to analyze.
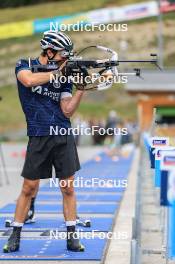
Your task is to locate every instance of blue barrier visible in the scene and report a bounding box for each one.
[154,147,175,187]
[160,170,169,206]
[144,135,175,260]
[168,205,175,259]
[149,137,169,169]
[150,147,156,169]
[159,151,175,259]
[155,159,161,187]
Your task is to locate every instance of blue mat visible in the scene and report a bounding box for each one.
[80,165,131,172]
[46,174,128,180]
[78,175,128,180]
[36,193,122,202]
[0,203,117,214]
[0,238,106,260]
[39,186,126,192]
[52,165,130,179]
[82,153,133,166]
[0,217,113,232]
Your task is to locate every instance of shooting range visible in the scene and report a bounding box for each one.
[0,0,175,263]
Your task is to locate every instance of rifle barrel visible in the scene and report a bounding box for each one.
[118,60,157,63]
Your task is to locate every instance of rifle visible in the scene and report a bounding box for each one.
[31,45,161,91]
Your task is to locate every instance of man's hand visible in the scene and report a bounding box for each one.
[55,60,70,77]
[74,84,86,91]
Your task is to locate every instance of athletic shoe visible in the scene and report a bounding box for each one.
[25,210,35,224]
[76,216,91,227]
[67,231,85,252]
[3,227,21,253]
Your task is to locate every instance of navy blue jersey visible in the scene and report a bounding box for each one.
[15,58,73,136]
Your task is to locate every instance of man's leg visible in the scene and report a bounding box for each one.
[60,176,76,221]
[60,176,84,252]
[25,181,40,223]
[3,178,39,253]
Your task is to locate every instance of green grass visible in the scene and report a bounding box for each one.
[78,100,137,119]
[0,0,143,24]
[0,0,105,24]
[0,85,26,133]
[76,84,137,120]
[0,33,42,48]
[164,52,175,66]
[0,84,137,134]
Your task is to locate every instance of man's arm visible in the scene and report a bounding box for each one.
[17,59,67,88]
[17,70,54,87]
[61,90,84,118]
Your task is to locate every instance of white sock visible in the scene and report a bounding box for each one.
[12,222,23,227]
[66,221,76,227]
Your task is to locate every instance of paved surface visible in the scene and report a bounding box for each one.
[105,148,139,264]
[139,149,174,264]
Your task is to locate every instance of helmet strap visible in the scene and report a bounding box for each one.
[46,49,57,60]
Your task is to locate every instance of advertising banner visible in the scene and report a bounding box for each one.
[161,0,175,12]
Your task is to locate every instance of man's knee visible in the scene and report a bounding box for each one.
[62,186,75,196]
[60,177,75,196]
[21,179,39,197]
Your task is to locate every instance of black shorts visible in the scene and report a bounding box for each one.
[21,135,80,180]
